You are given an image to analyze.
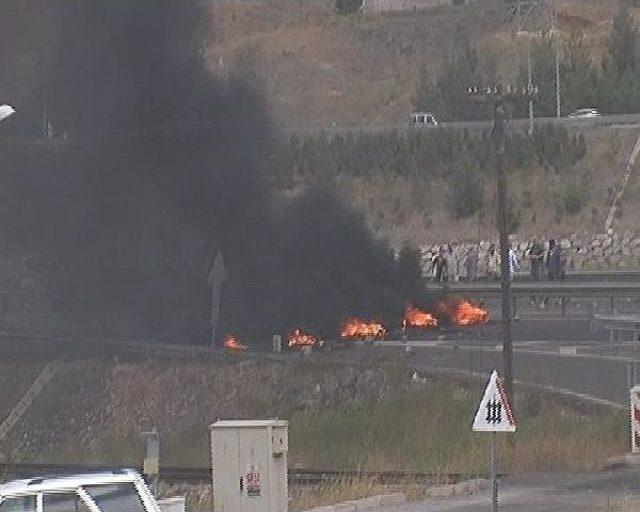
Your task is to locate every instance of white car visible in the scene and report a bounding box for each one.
[0,470,163,512]
[567,108,602,118]
[411,112,438,127]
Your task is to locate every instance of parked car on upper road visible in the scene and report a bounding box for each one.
[411,112,439,127]
[567,108,602,118]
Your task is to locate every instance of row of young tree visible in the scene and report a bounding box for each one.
[414,4,640,119]
[282,123,586,219]
[284,123,585,180]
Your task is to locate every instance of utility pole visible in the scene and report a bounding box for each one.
[467,85,519,402]
[527,43,534,134]
[491,97,514,403]
[552,7,561,118]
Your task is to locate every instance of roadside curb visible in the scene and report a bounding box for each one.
[603,453,640,469]
[424,478,489,499]
[301,480,490,512]
[302,493,406,512]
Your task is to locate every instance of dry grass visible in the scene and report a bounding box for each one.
[5,360,626,480]
[157,483,213,512]
[289,380,626,474]
[590,495,640,512]
[289,480,393,512]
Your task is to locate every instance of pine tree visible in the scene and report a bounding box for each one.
[413,66,441,113]
[448,150,484,218]
[562,30,596,113]
[519,38,556,117]
[335,0,362,15]
[608,5,637,75]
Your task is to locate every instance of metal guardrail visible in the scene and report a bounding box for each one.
[0,331,286,362]
[0,463,480,486]
[281,114,640,137]
[439,281,640,298]
[511,269,640,282]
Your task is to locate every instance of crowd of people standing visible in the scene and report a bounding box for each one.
[425,238,565,282]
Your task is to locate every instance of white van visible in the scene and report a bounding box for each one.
[0,470,162,512]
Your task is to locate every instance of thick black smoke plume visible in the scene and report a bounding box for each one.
[1,1,424,344]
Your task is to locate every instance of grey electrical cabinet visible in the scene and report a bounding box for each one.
[210,419,288,512]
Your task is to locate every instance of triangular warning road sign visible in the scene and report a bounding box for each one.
[472,370,516,432]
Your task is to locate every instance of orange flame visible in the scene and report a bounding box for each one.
[288,328,317,348]
[223,334,247,351]
[437,299,489,326]
[340,319,387,340]
[402,304,438,329]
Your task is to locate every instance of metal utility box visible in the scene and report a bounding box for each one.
[210,419,288,512]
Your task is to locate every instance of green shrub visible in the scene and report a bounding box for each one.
[555,178,589,215]
[335,0,362,15]
[448,156,484,219]
[282,125,587,185]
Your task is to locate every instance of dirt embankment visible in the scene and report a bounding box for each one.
[0,357,625,474]
[3,358,398,465]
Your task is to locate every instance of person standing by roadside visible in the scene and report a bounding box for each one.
[508,244,519,279]
[542,238,562,309]
[445,244,459,282]
[487,243,500,280]
[432,246,447,283]
[547,239,561,280]
[464,245,479,281]
[529,237,545,281]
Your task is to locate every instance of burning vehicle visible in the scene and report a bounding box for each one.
[436,299,489,326]
[339,318,387,343]
[223,334,248,352]
[402,304,438,330]
[287,328,325,350]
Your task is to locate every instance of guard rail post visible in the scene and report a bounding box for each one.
[627,362,637,392]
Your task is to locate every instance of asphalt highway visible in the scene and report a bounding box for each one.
[334,317,636,406]
[377,469,640,512]
[281,114,640,138]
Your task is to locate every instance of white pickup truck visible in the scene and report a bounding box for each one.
[0,470,165,512]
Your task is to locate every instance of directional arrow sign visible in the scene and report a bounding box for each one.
[208,251,227,347]
[472,370,516,432]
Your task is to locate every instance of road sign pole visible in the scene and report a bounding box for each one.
[474,370,515,512]
[491,432,498,512]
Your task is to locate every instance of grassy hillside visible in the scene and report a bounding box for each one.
[207,0,622,130]
[277,126,639,244]
[208,0,640,244]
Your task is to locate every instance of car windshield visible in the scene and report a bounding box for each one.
[83,484,145,512]
[43,493,91,512]
[0,497,36,512]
